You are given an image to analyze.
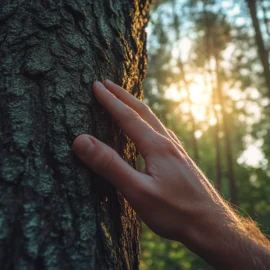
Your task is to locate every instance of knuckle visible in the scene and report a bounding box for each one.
[167,128,173,135]
[158,137,177,153]
[116,108,139,126]
[103,150,115,172]
[167,128,176,139]
[92,144,115,172]
[138,102,151,115]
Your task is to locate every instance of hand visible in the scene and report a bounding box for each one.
[72,80,226,242]
[73,80,270,269]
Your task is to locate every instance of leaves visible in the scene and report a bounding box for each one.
[141,0,270,269]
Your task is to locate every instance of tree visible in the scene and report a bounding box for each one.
[260,0,270,38]
[140,1,270,269]
[0,1,150,269]
[194,5,237,204]
[246,0,270,97]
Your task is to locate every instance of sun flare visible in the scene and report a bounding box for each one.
[165,75,213,123]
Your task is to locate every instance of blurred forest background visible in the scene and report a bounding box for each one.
[139,0,270,269]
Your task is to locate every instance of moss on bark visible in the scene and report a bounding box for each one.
[0,1,150,269]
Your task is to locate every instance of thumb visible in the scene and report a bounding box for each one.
[73,134,147,197]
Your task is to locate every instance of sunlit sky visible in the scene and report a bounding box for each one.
[146,0,268,168]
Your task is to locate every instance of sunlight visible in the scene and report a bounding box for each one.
[164,84,182,101]
[165,76,212,123]
[238,143,266,168]
[165,80,267,169]
[209,118,217,125]
[189,83,208,104]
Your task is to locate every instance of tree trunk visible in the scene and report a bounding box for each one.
[211,83,222,192]
[215,55,237,204]
[260,0,270,38]
[202,2,222,192]
[246,0,270,97]
[178,60,199,163]
[0,1,150,269]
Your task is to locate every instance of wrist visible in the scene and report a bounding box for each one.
[181,199,270,269]
[181,199,239,267]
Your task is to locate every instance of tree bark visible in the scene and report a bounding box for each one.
[0,1,150,269]
[246,0,270,97]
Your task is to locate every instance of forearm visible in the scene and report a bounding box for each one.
[183,197,270,269]
[74,81,270,270]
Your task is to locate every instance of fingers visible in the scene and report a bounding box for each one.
[93,81,166,158]
[167,128,180,144]
[73,134,151,197]
[103,80,171,139]
[167,128,187,155]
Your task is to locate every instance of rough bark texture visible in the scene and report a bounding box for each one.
[0,1,150,269]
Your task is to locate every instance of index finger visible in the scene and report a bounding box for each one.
[103,80,170,139]
[93,81,164,158]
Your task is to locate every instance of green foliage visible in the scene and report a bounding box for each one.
[140,0,270,269]
[140,223,211,270]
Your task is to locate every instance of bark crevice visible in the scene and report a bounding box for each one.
[0,1,150,269]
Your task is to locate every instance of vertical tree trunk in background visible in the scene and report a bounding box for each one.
[172,6,199,163]
[186,90,200,163]
[0,1,150,269]
[215,56,237,204]
[211,86,222,192]
[260,0,270,37]
[203,2,222,192]
[246,0,270,97]
[178,61,199,163]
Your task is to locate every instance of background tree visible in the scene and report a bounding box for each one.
[246,0,270,97]
[140,0,270,269]
[0,1,150,269]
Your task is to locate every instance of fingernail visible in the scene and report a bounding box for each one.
[104,79,113,85]
[73,136,95,156]
[94,81,106,90]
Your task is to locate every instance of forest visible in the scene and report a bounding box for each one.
[0,0,269,269]
[140,0,270,269]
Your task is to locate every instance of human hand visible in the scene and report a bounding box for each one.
[72,80,226,244]
[73,80,270,269]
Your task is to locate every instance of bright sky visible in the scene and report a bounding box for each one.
[146,0,268,169]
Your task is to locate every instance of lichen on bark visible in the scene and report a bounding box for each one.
[0,1,150,269]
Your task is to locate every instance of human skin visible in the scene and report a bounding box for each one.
[73,80,270,269]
